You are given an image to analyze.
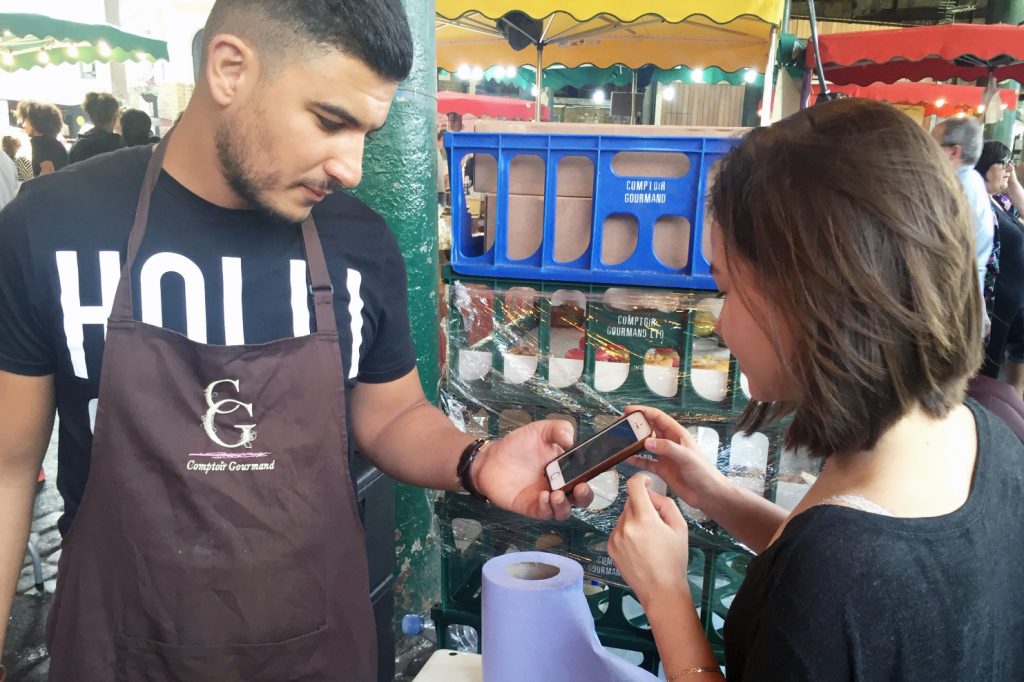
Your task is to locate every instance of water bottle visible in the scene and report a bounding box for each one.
[402,613,479,653]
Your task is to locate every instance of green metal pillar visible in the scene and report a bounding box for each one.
[349,0,440,643]
[985,0,1024,146]
[986,0,1024,24]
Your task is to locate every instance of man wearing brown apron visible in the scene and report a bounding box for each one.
[0,2,591,680]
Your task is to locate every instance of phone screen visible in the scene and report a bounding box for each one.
[557,419,640,482]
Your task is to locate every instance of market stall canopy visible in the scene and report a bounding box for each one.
[809,81,1018,118]
[806,23,1024,85]
[438,90,549,120]
[436,1,784,73]
[0,12,168,72]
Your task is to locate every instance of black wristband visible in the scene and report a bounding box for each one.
[456,438,489,502]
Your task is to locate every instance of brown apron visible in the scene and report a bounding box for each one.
[45,135,376,681]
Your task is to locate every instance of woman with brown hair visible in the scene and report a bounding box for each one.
[608,99,1024,680]
[16,100,68,177]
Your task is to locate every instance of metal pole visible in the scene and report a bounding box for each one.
[350,0,440,657]
[104,0,128,100]
[534,44,544,122]
[760,26,779,126]
[630,69,638,125]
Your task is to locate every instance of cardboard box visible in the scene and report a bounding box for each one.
[475,150,694,198]
[485,193,690,267]
[471,123,745,197]
[473,121,749,138]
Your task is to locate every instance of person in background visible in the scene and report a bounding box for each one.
[975,141,1024,384]
[120,108,159,147]
[2,136,33,184]
[15,101,68,177]
[608,99,1023,681]
[0,145,17,208]
[68,92,123,164]
[932,117,993,331]
[436,128,448,207]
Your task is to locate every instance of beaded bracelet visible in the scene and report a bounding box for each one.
[667,666,720,680]
[456,438,490,502]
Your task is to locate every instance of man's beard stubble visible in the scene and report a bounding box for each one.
[214,116,299,224]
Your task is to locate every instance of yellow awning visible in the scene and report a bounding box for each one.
[437,12,776,72]
[437,1,785,25]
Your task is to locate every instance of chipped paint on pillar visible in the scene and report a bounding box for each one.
[347,0,441,643]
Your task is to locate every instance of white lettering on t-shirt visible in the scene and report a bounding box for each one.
[222,257,244,345]
[57,253,365,382]
[56,250,120,379]
[290,259,311,337]
[346,269,364,380]
[139,252,208,344]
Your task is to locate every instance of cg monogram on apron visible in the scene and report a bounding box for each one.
[45,134,375,681]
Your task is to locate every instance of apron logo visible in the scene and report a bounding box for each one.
[202,379,258,449]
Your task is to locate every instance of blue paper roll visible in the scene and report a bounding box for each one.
[481,551,658,682]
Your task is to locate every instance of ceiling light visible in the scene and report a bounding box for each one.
[691,68,705,83]
[97,41,112,57]
[592,90,606,104]
[744,69,757,84]
[456,64,472,81]
[663,86,676,101]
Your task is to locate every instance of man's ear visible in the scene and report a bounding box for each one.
[204,33,258,107]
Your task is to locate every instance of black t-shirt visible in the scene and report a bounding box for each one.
[29,135,69,176]
[0,146,418,535]
[68,128,123,164]
[724,400,1024,681]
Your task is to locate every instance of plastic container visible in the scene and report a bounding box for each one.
[447,131,739,289]
[402,613,480,653]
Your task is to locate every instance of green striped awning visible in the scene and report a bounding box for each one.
[0,12,168,72]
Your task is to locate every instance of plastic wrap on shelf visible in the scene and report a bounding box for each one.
[444,272,747,417]
[440,272,824,510]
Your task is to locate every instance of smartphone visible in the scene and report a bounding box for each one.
[546,412,653,492]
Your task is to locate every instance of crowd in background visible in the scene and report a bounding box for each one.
[932,118,1024,395]
[0,92,159,211]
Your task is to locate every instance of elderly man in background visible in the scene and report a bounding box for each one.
[932,117,994,330]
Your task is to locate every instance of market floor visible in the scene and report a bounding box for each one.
[5,424,59,682]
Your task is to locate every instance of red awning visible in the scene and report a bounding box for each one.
[810,81,1017,117]
[437,91,549,121]
[807,23,1024,85]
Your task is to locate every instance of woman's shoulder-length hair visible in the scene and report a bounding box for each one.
[708,98,982,458]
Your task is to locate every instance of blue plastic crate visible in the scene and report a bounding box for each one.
[447,131,739,289]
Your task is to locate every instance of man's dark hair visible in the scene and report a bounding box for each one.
[203,0,413,82]
[120,109,153,146]
[83,92,119,127]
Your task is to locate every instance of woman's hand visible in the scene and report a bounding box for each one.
[608,474,691,608]
[625,405,727,512]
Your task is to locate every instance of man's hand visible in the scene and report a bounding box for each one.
[474,419,593,521]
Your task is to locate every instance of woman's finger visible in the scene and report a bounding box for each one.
[649,490,687,531]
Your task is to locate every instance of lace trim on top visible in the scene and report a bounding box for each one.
[817,494,894,517]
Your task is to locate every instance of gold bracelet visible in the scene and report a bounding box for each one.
[667,666,719,680]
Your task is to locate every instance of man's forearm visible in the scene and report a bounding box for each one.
[0,469,42,653]
[356,400,473,491]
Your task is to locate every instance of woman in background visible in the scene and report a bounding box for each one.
[609,99,1024,680]
[2,135,33,183]
[16,100,68,176]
